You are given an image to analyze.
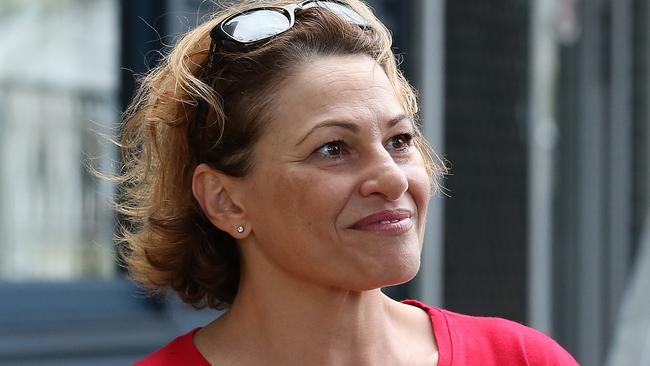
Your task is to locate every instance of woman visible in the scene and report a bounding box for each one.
[119,0,579,365]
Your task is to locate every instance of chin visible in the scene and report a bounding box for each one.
[384,243,422,285]
[351,257,421,291]
[385,260,421,287]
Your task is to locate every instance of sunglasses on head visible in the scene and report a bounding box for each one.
[208,0,368,51]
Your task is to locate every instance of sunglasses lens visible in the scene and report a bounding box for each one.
[223,10,291,43]
[303,2,367,26]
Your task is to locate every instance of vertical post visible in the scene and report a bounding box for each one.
[575,1,607,364]
[527,0,559,336]
[413,0,446,307]
[604,0,637,364]
[119,0,168,111]
[607,0,632,337]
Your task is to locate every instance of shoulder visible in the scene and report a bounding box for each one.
[134,328,209,366]
[403,300,579,365]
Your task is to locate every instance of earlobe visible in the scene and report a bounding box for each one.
[192,163,249,238]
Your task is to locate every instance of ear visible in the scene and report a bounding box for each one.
[192,163,250,238]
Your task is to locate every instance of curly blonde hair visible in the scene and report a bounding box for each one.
[117,0,444,309]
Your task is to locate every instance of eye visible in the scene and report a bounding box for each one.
[315,140,347,159]
[386,133,414,152]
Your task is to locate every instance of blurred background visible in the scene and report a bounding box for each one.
[0,0,648,365]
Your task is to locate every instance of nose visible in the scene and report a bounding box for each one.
[358,150,409,201]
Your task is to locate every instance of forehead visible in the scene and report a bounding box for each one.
[269,54,404,128]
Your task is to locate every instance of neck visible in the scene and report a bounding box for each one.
[195,245,437,365]
[232,266,403,364]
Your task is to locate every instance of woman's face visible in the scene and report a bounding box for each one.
[239,54,431,291]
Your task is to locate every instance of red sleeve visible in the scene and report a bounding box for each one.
[134,328,210,366]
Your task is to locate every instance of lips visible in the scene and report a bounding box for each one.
[350,209,414,235]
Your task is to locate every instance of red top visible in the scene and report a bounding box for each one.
[135,300,579,365]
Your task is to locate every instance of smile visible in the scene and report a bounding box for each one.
[351,209,414,235]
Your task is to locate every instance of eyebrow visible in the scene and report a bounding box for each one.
[295,114,409,146]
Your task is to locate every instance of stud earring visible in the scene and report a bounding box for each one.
[236,225,245,233]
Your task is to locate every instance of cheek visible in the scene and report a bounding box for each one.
[269,169,349,228]
[410,166,431,205]
[246,167,356,284]
[404,154,433,199]
[405,158,431,226]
